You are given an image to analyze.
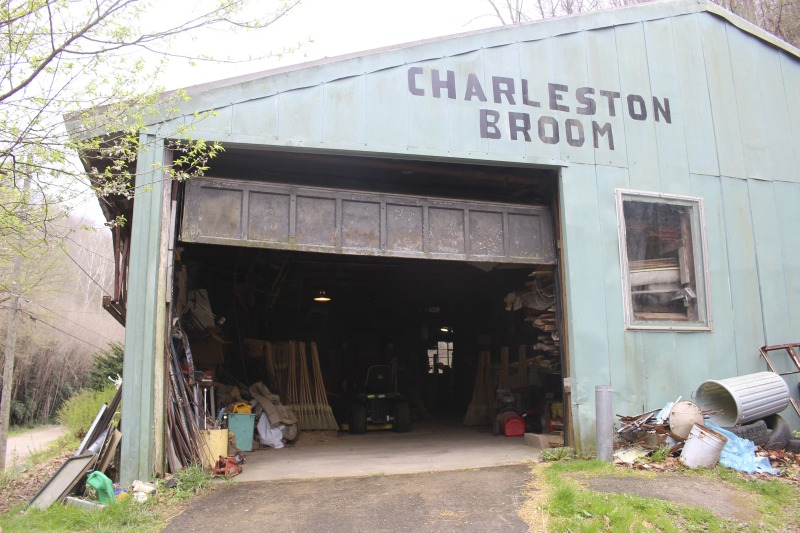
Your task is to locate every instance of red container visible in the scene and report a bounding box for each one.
[498,412,525,437]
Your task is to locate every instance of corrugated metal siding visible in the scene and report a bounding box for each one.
[554,15,800,446]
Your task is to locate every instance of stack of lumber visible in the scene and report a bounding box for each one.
[526,308,561,371]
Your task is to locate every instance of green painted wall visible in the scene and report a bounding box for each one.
[118,0,800,457]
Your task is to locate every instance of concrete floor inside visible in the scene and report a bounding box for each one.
[235,418,548,482]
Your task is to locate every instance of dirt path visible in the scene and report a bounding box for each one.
[583,473,760,522]
[165,465,532,533]
[4,425,66,468]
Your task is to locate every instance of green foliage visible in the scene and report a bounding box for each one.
[172,465,214,499]
[648,445,671,463]
[88,342,124,391]
[57,386,118,439]
[0,0,300,243]
[540,446,576,461]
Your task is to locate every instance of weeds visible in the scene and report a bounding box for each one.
[525,459,800,533]
[57,385,118,439]
[540,447,575,461]
[648,445,670,463]
[0,466,218,532]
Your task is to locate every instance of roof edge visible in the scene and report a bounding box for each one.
[699,0,800,58]
[181,0,799,97]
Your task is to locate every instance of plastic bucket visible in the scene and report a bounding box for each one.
[695,372,789,426]
[679,424,727,468]
[199,429,229,468]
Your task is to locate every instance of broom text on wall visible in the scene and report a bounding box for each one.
[407,67,673,151]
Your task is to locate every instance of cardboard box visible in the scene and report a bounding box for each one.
[190,338,226,367]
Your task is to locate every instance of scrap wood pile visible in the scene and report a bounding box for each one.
[616,398,717,456]
[166,326,205,471]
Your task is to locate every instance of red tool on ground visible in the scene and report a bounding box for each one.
[212,454,244,477]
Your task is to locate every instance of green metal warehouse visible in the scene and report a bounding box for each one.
[70,0,800,484]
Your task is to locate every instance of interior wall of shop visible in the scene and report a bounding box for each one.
[117,0,800,481]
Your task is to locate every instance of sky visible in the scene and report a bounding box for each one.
[158,0,503,88]
[72,0,507,224]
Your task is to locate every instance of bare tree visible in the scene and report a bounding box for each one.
[485,0,799,47]
[0,0,301,469]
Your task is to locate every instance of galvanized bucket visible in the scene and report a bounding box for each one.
[695,371,789,426]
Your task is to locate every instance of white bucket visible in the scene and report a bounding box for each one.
[679,424,727,469]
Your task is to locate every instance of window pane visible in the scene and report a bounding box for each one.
[618,191,710,329]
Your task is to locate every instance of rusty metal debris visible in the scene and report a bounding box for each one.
[616,399,719,456]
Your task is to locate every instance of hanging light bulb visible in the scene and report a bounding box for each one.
[313,290,331,302]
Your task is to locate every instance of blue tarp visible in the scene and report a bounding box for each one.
[705,421,779,475]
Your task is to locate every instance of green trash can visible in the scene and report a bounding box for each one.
[227,413,256,452]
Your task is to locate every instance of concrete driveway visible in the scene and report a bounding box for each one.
[165,464,533,532]
[166,420,542,531]
[236,419,543,482]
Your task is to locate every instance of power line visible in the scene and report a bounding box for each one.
[58,244,112,297]
[18,309,104,351]
[64,235,114,264]
[26,299,117,344]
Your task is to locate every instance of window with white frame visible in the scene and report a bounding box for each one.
[616,190,711,330]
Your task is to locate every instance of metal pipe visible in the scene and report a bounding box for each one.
[595,385,613,462]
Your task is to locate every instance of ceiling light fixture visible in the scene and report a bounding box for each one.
[313,290,331,302]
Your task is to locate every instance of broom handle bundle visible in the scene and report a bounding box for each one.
[298,342,314,407]
[310,342,329,405]
[517,345,528,389]
[287,340,298,405]
[265,341,284,400]
[499,347,509,390]
[483,351,492,400]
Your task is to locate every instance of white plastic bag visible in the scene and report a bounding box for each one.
[256,412,284,449]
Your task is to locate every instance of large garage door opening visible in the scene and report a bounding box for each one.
[173,149,565,454]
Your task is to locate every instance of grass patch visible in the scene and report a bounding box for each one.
[0,465,219,532]
[523,459,796,533]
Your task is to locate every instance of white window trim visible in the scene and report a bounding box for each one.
[615,189,713,332]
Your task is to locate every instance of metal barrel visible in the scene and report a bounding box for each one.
[696,372,789,426]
